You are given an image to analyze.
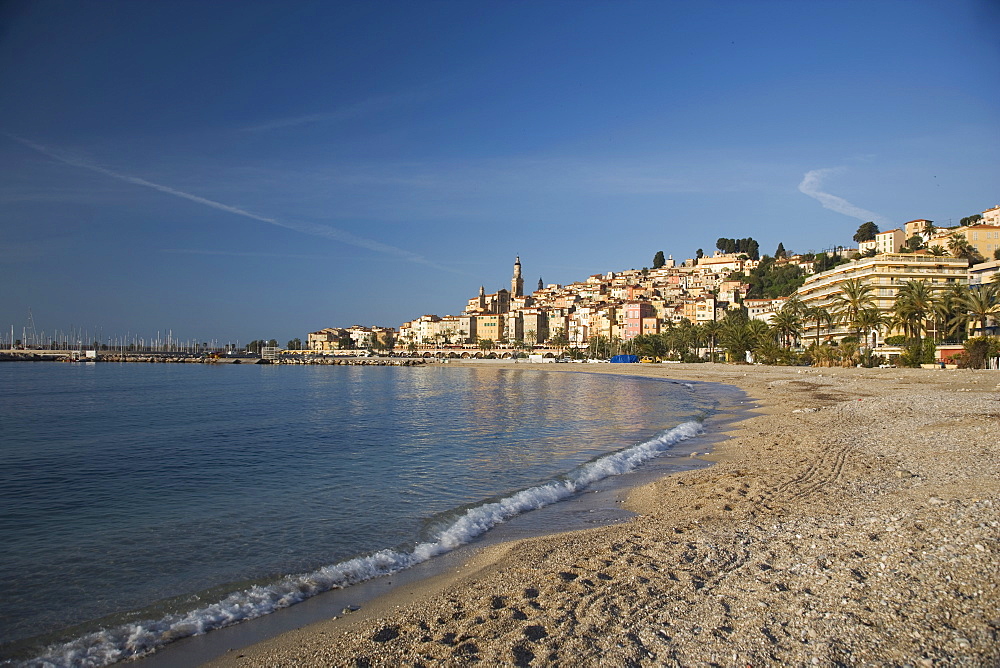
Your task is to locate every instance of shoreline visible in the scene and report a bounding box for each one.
[133,366,743,668]
[198,362,999,667]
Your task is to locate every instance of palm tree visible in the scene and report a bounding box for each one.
[948,233,985,266]
[831,278,876,340]
[928,245,947,257]
[700,320,723,362]
[782,295,805,317]
[669,320,702,360]
[804,305,834,348]
[770,306,803,349]
[856,307,886,354]
[839,340,860,367]
[549,328,568,356]
[746,319,773,362]
[720,311,755,363]
[810,343,837,368]
[934,284,970,342]
[892,280,936,345]
[964,285,1000,337]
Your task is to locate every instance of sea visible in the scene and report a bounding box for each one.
[0,361,733,667]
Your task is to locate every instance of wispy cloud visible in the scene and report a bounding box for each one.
[798,168,890,226]
[162,249,327,259]
[6,134,461,273]
[238,92,425,133]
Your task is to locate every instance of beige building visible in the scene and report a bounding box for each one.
[859,228,906,255]
[962,224,1000,260]
[696,252,747,274]
[796,254,968,345]
[473,314,505,343]
[904,219,935,240]
[308,327,349,351]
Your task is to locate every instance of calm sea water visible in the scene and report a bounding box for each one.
[0,362,716,666]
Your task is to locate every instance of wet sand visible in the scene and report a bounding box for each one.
[206,363,999,667]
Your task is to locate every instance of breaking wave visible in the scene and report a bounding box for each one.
[23,420,702,667]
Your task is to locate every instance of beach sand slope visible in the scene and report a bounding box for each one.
[210,364,999,667]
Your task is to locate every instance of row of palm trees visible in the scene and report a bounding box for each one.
[600,273,999,365]
[803,276,999,347]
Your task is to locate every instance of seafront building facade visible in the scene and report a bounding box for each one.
[795,254,969,345]
[383,254,748,349]
[307,203,999,354]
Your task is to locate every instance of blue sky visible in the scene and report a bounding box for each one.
[2,0,998,346]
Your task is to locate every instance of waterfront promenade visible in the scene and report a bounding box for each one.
[207,363,999,667]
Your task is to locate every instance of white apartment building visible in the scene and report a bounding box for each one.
[745,298,787,323]
[796,254,968,346]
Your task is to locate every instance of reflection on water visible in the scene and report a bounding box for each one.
[0,363,712,665]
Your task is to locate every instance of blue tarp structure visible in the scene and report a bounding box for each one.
[610,354,639,363]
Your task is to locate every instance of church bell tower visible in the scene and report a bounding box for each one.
[511,256,524,298]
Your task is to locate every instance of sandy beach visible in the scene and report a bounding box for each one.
[207,363,999,667]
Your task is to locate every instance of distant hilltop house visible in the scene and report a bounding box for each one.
[305,203,1000,354]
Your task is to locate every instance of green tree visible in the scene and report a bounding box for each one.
[745,257,805,298]
[477,337,495,352]
[957,336,1000,369]
[653,250,666,269]
[853,221,880,244]
[933,284,969,342]
[856,308,886,363]
[949,233,986,266]
[813,250,849,273]
[663,320,700,360]
[587,335,611,359]
[928,244,947,257]
[286,338,302,350]
[719,310,755,362]
[549,328,569,355]
[959,214,982,226]
[700,320,723,362]
[770,305,802,349]
[892,280,936,346]
[832,278,876,341]
[804,305,834,348]
[775,242,787,259]
[964,285,999,337]
[905,234,925,252]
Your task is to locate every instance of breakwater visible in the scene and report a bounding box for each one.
[0,351,433,366]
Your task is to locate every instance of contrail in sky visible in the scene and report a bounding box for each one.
[7,134,460,273]
[798,168,890,226]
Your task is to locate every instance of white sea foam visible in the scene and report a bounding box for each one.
[24,420,702,668]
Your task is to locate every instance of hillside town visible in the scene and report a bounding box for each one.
[307,204,1000,367]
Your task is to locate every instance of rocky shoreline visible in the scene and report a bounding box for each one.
[206,363,999,667]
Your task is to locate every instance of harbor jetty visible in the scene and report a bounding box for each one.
[0,350,432,366]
